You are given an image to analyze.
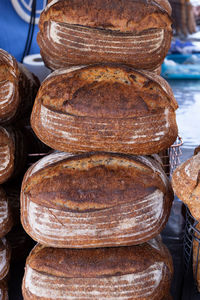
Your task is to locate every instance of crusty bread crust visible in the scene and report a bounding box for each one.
[0,187,13,238]
[22,237,173,299]
[31,65,178,155]
[38,0,172,70]
[21,151,173,248]
[0,49,39,125]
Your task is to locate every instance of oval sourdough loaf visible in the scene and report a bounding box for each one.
[0,49,39,125]
[31,64,178,155]
[172,151,200,221]
[0,126,27,184]
[0,187,13,238]
[38,0,172,71]
[21,151,173,248]
[22,236,173,300]
[0,238,11,281]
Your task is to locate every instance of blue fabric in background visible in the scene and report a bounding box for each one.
[0,0,40,62]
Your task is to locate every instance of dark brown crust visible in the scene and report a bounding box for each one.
[0,49,39,125]
[31,65,178,155]
[22,237,173,299]
[0,126,27,184]
[21,152,173,248]
[0,187,13,238]
[38,0,172,70]
[0,238,11,281]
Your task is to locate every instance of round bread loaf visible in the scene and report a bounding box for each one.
[22,236,173,300]
[172,151,200,221]
[31,64,178,155]
[0,187,13,238]
[0,238,11,281]
[21,151,174,248]
[38,0,172,71]
[0,49,39,125]
[0,126,27,184]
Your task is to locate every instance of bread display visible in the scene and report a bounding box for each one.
[31,64,178,155]
[38,0,172,71]
[0,126,27,184]
[172,151,200,221]
[0,49,39,125]
[21,151,173,248]
[0,279,8,300]
[22,236,173,300]
[0,187,13,238]
[0,238,11,281]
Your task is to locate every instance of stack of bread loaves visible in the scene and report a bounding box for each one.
[21,0,178,299]
[0,48,40,297]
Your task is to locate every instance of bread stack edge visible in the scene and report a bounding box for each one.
[21,0,178,299]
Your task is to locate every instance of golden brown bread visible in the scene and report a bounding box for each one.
[31,64,178,155]
[0,49,39,125]
[21,151,174,248]
[0,126,27,184]
[172,152,200,221]
[0,238,11,281]
[38,0,172,70]
[22,236,173,299]
[0,187,13,238]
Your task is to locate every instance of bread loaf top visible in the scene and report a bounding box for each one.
[154,0,172,15]
[33,64,178,120]
[26,236,173,278]
[22,151,172,212]
[41,0,172,33]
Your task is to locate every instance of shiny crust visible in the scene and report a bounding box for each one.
[172,152,200,221]
[0,49,39,125]
[0,238,11,281]
[31,65,178,155]
[22,237,173,299]
[21,151,173,248]
[38,0,172,70]
[0,187,13,238]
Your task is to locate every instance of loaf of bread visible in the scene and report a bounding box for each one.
[0,280,8,300]
[0,238,11,281]
[22,236,173,300]
[31,64,178,155]
[172,151,200,221]
[0,126,27,184]
[0,49,39,125]
[0,187,13,238]
[21,151,173,248]
[38,0,172,71]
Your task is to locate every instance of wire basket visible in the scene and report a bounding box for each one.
[159,136,183,177]
[184,205,200,289]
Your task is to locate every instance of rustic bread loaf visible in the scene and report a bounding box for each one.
[21,151,173,248]
[172,151,200,221]
[0,187,13,238]
[0,279,8,300]
[38,0,172,71]
[0,49,39,125]
[0,126,27,184]
[31,64,178,155]
[0,238,11,281]
[22,236,173,300]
